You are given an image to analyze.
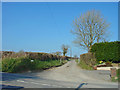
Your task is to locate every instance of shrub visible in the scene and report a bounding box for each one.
[2,57,33,73]
[78,59,93,70]
[2,57,68,73]
[2,51,68,61]
[26,52,64,61]
[90,41,120,63]
[2,51,69,73]
[80,52,96,67]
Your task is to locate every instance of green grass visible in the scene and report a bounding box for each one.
[111,77,118,82]
[33,60,67,70]
[77,59,94,70]
[75,59,79,63]
[1,57,68,73]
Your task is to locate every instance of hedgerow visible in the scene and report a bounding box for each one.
[2,57,67,73]
[90,41,120,63]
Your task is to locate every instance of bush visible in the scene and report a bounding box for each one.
[2,51,65,61]
[21,52,67,61]
[78,59,94,70]
[2,57,68,73]
[79,52,96,70]
[80,52,96,67]
[2,57,33,73]
[2,51,69,73]
[90,41,120,63]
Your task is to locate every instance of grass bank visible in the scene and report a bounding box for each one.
[76,59,94,70]
[1,57,68,73]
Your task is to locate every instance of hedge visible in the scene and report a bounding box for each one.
[1,57,68,73]
[90,41,120,63]
[2,57,33,73]
[2,51,68,61]
[80,52,96,67]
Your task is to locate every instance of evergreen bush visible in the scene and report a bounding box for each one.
[90,41,120,63]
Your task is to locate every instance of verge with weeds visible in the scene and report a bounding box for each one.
[76,59,94,70]
[1,57,68,73]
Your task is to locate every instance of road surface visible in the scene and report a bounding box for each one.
[1,60,118,89]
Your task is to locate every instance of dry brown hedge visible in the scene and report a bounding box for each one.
[2,51,68,61]
[80,52,96,67]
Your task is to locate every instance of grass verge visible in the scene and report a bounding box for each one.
[1,57,68,73]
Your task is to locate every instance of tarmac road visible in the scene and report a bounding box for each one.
[1,60,119,89]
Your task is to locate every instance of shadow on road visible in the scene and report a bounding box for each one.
[1,72,40,81]
[1,84,24,89]
[75,83,88,89]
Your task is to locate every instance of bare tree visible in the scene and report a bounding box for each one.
[71,10,110,52]
[61,44,69,56]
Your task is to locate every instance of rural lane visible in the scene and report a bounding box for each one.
[1,60,118,89]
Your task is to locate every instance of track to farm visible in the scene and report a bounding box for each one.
[2,60,118,88]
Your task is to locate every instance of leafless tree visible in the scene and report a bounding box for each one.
[61,44,69,56]
[71,10,110,52]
